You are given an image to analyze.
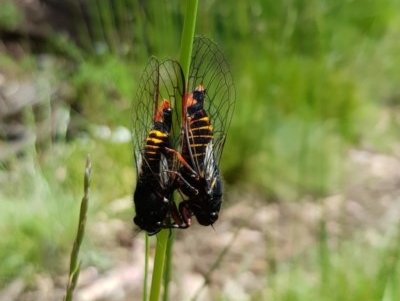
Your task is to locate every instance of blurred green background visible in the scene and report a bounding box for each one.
[1,0,400,300]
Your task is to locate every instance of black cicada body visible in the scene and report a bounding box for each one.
[177,37,235,227]
[132,58,185,235]
[132,37,235,232]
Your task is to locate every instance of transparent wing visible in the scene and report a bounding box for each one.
[157,59,185,152]
[188,36,236,165]
[131,57,185,176]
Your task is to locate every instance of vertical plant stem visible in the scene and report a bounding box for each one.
[149,230,169,301]
[179,0,198,81]
[176,0,199,119]
[148,1,198,301]
[163,231,175,301]
[64,156,92,301]
[143,235,150,301]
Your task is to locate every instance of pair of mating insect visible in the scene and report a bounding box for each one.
[132,37,235,235]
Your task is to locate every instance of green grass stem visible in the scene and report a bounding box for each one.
[149,230,169,301]
[162,231,175,301]
[63,155,92,301]
[175,0,198,127]
[143,235,150,301]
[148,1,198,300]
[179,0,198,82]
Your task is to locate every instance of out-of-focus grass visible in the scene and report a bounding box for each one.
[0,0,22,30]
[224,54,361,199]
[259,230,400,301]
[62,0,400,200]
[70,57,136,128]
[56,0,400,192]
[0,155,80,282]
[0,137,134,283]
[2,0,400,297]
[222,0,400,200]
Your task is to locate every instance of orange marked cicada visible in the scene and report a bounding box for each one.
[131,58,185,235]
[132,37,235,233]
[175,36,235,227]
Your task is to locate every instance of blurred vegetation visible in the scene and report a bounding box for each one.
[1,0,400,299]
[258,230,400,301]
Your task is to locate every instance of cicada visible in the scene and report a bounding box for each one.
[131,58,185,235]
[132,37,235,233]
[176,36,235,227]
